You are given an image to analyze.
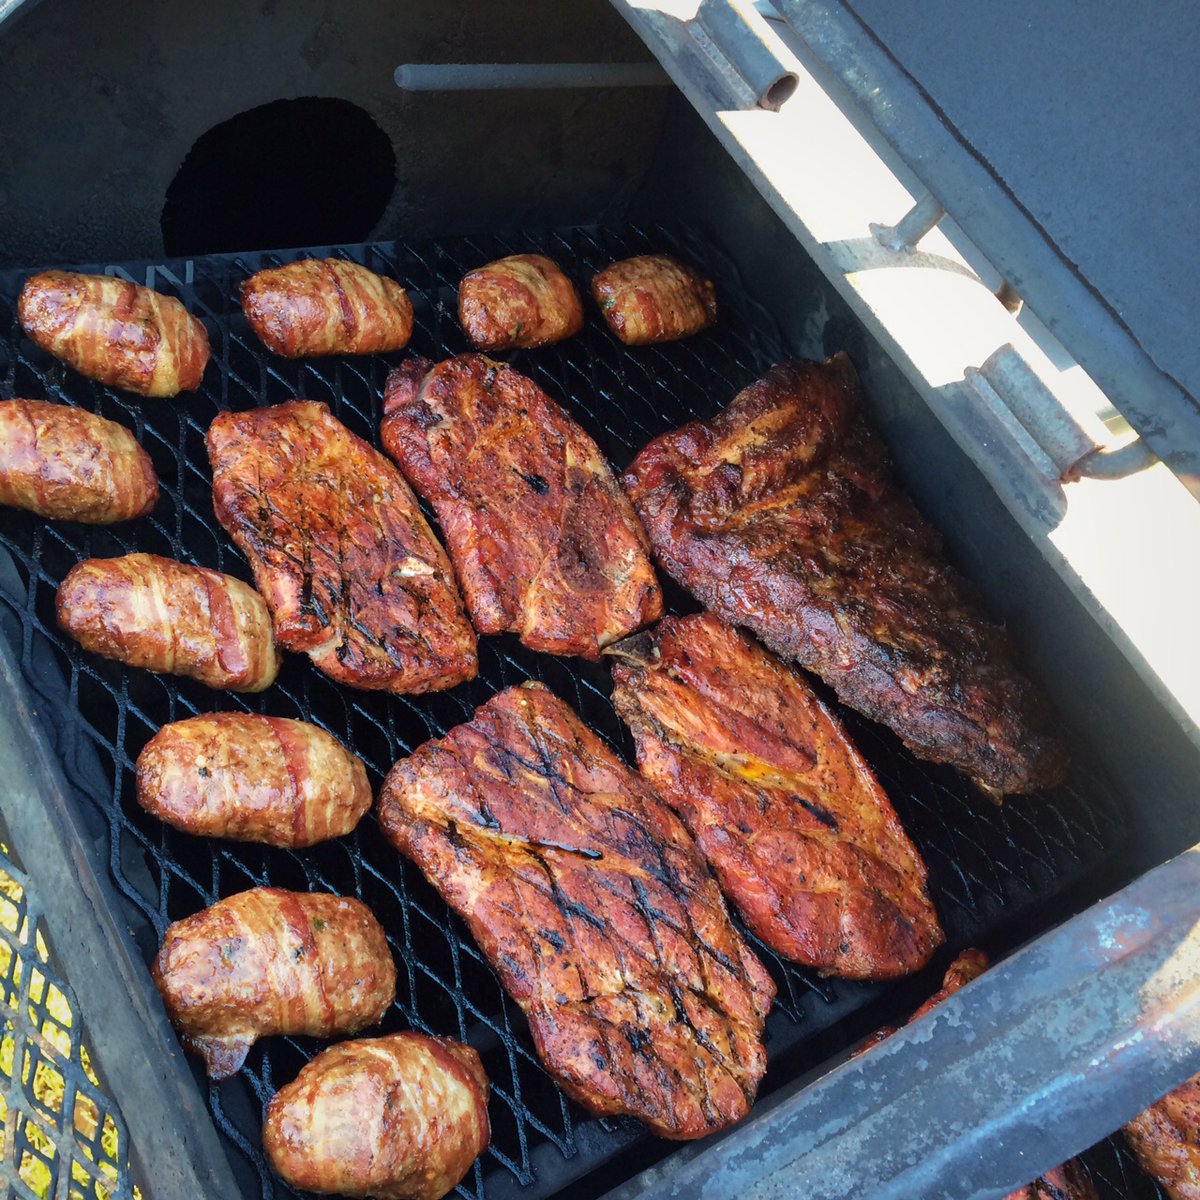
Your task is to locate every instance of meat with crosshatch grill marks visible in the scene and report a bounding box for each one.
[609,613,942,980]
[376,682,774,1139]
[382,355,661,659]
[207,400,476,694]
[622,354,1068,796]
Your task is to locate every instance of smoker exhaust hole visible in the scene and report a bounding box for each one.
[161,97,396,257]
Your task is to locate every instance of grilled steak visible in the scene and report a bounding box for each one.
[382,356,661,659]
[377,682,774,1139]
[591,255,717,346]
[623,355,1067,795]
[208,400,476,693]
[610,613,942,979]
[1125,1075,1200,1199]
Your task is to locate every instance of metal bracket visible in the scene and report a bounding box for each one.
[870,191,946,253]
[967,345,1155,484]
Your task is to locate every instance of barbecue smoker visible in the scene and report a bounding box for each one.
[1,2,1198,1198]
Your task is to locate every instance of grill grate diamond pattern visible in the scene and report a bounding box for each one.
[0,224,1130,1199]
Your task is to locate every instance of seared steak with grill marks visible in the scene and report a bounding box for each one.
[382,356,661,659]
[208,401,476,694]
[610,613,942,979]
[377,682,774,1139]
[622,355,1067,795]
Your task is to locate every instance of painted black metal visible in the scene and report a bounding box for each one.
[0,224,1129,1200]
[774,0,1200,498]
[608,848,1200,1200]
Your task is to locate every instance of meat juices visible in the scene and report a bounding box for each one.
[458,254,583,350]
[0,399,158,523]
[264,1033,490,1200]
[56,553,280,692]
[18,271,209,397]
[382,355,661,659]
[136,713,372,847]
[591,254,717,345]
[240,258,414,357]
[610,613,943,979]
[377,682,774,1140]
[153,888,396,1079]
[207,400,476,694]
[623,355,1067,795]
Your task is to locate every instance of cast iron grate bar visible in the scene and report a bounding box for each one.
[0,222,1129,1200]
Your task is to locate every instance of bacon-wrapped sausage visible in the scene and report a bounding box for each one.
[240,258,414,357]
[591,254,717,345]
[136,713,371,847]
[457,253,583,351]
[18,271,209,397]
[0,399,158,522]
[264,1033,490,1200]
[56,553,279,692]
[153,888,396,1079]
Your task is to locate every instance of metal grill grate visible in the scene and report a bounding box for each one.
[0,223,1130,1200]
[0,830,135,1200]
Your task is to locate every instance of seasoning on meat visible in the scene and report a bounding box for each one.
[377,682,775,1140]
[610,613,943,979]
[860,949,1097,1200]
[57,552,279,692]
[1125,1075,1200,1200]
[240,258,414,358]
[136,713,372,847]
[18,270,209,397]
[207,400,476,694]
[591,254,717,345]
[458,253,583,351]
[382,355,662,659]
[264,1033,490,1200]
[152,888,396,1079]
[623,355,1068,795]
[0,399,158,523]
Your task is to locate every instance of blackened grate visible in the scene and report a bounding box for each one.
[0,223,1130,1200]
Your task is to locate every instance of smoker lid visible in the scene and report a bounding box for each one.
[776,0,1200,489]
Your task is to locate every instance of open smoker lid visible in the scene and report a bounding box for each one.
[775,0,1200,490]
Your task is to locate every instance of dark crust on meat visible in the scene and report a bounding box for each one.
[207,400,476,694]
[382,355,662,659]
[610,613,943,979]
[1125,1076,1200,1200]
[622,355,1068,795]
[377,682,774,1140]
